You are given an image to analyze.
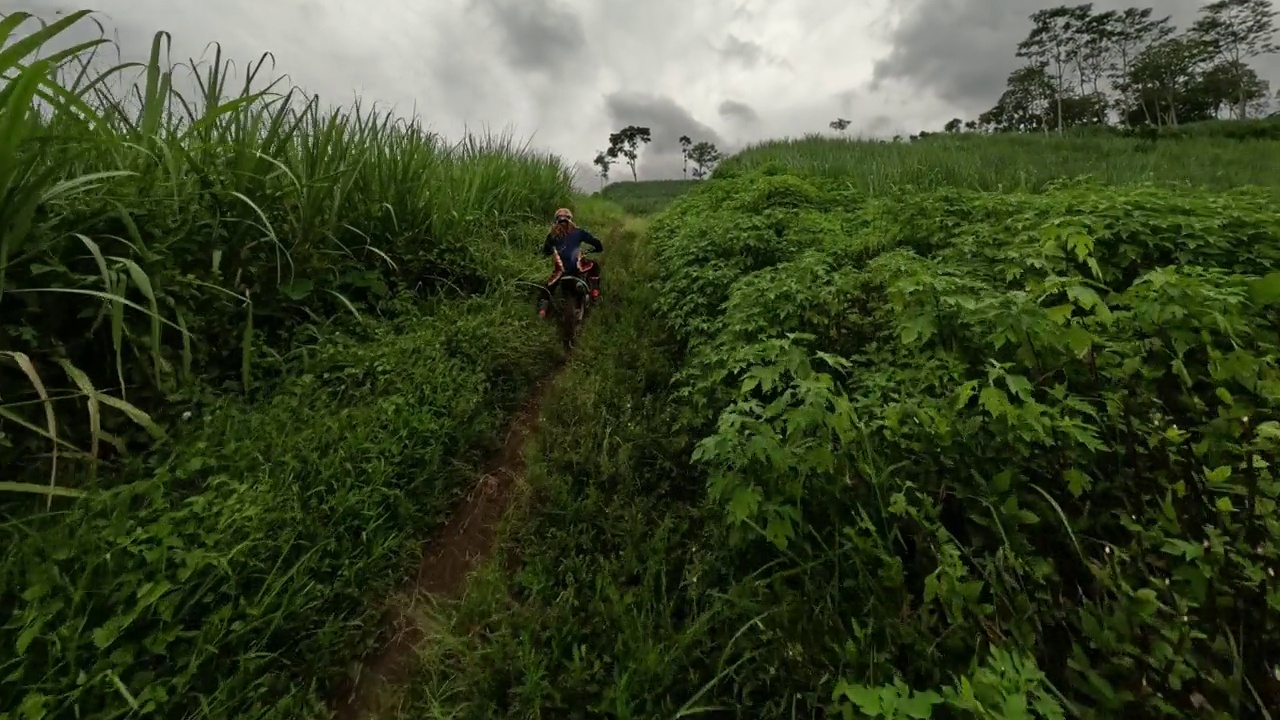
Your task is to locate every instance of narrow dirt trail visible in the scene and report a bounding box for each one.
[331,362,565,719]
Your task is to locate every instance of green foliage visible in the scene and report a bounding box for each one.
[834,648,1063,719]
[397,214,784,720]
[599,179,699,214]
[650,169,1280,717]
[1,297,561,719]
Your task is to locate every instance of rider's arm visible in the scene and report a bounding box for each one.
[541,234,554,255]
[581,230,603,253]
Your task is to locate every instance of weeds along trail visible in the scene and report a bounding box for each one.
[330,210,632,720]
[385,215,732,719]
[330,372,556,720]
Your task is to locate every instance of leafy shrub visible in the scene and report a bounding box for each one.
[652,171,1280,717]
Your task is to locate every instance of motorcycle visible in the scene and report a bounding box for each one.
[544,273,592,350]
[530,251,598,350]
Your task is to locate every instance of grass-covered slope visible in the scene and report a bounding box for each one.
[716,130,1280,193]
[599,179,699,214]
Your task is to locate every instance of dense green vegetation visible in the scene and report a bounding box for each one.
[598,179,698,214]
[399,131,1280,719]
[1,12,571,718]
[7,6,1280,720]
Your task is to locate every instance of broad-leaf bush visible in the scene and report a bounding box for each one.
[651,171,1280,717]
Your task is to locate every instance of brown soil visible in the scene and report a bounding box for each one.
[330,372,560,719]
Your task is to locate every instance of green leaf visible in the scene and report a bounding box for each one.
[1066,285,1102,309]
[899,689,943,718]
[843,684,884,714]
[1005,373,1033,401]
[1045,304,1073,324]
[1254,421,1280,441]
[979,385,1008,416]
[1064,468,1092,496]
[1249,271,1280,306]
[279,278,314,300]
[728,484,762,522]
[1063,326,1092,355]
[0,481,87,498]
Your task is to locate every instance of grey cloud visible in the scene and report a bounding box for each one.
[572,159,602,192]
[603,91,726,179]
[15,0,1026,183]
[716,32,791,70]
[873,0,1280,115]
[718,99,759,124]
[829,88,908,137]
[863,114,896,136]
[719,33,767,66]
[471,0,587,77]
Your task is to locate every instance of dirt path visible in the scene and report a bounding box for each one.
[331,367,563,719]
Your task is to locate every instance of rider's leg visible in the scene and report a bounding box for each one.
[585,260,602,299]
[538,269,561,316]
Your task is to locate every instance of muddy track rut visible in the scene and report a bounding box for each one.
[331,363,565,719]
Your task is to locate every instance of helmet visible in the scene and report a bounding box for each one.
[554,207,573,223]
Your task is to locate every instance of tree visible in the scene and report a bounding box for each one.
[1247,76,1273,117]
[829,118,850,134]
[980,63,1056,132]
[1127,34,1213,126]
[1190,0,1279,118]
[943,117,963,133]
[1016,4,1095,133]
[678,134,692,179]
[687,141,722,179]
[592,150,614,188]
[1198,60,1270,117]
[1075,9,1119,98]
[1107,8,1176,120]
[606,125,651,182]
[1054,92,1110,126]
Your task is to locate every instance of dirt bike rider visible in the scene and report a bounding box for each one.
[538,207,602,316]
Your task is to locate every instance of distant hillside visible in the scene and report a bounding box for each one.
[599,179,699,214]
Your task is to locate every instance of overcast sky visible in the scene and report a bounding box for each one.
[14,0,1280,186]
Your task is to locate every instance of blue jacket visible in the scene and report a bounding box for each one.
[542,227,602,273]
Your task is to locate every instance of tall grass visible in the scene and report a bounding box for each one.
[1,10,578,720]
[716,130,1280,193]
[0,10,572,492]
